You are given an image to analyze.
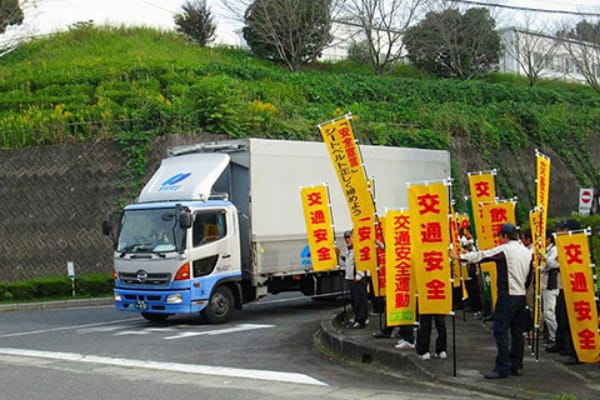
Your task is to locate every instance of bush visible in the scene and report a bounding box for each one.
[0,273,114,302]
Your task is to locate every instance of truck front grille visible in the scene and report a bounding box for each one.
[119,272,171,286]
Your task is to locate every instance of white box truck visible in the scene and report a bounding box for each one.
[103,138,450,323]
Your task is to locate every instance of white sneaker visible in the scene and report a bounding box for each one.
[394,339,415,350]
[436,351,447,360]
[418,352,431,360]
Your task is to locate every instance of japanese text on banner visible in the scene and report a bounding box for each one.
[408,181,452,315]
[319,116,376,276]
[478,200,516,307]
[556,232,600,363]
[300,185,337,272]
[385,210,416,326]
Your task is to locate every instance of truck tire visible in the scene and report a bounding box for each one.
[141,312,169,323]
[203,285,234,324]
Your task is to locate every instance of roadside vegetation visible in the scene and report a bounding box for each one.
[0,273,113,303]
[0,25,598,298]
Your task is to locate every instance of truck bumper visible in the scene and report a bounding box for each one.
[113,288,208,314]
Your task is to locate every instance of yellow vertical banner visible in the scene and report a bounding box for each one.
[385,210,416,326]
[319,115,377,278]
[375,216,386,296]
[408,181,452,315]
[300,185,337,272]
[478,199,517,307]
[536,150,551,246]
[468,171,496,247]
[483,200,517,247]
[529,206,543,328]
[555,231,600,363]
[450,213,462,288]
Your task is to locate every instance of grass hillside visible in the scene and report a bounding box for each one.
[1,25,599,218]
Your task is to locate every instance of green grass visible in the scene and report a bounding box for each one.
[0,24,597,214]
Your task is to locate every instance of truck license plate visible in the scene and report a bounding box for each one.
[136,301,147,310]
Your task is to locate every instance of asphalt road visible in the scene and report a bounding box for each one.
[0,293,501,399]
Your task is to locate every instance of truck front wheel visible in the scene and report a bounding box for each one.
[203,286,234,324]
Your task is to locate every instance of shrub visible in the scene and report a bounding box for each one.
[0,273,113,301]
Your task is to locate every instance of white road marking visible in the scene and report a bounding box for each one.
[0,348,327,386]
[164,323,274,340]
[0,318,139,338]
[77,325,131,334]
[113,330,151,336]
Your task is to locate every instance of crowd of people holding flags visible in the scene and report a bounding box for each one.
[313,114,600,380]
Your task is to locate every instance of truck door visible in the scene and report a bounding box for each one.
[189,210,235,278]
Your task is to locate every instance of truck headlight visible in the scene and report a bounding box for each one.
[114,294,122,302]
[166,293,183,304]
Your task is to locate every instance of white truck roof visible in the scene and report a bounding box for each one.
[137,153,230,203]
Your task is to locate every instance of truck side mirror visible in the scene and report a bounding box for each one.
[179,210,192,229]
[102,220,112,236]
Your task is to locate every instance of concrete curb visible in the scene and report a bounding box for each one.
[0,297,113,313]
[317,311,434,379]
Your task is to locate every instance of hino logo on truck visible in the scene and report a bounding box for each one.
[159,172,191,191]
[136,270,148,283]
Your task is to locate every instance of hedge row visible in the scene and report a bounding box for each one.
[0,273,114,301]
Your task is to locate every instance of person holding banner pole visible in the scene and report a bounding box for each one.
[342,230,369,329]
[450,223,532,379]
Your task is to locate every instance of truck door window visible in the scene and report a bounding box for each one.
[193,212,227,247]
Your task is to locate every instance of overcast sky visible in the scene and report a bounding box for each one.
[5,0,600,47]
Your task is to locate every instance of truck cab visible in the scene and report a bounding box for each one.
[106,152,243,323]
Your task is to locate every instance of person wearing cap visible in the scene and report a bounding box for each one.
[342,230,368,329]
[450,223,532,379]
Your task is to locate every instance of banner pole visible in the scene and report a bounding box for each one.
[452,313,457,377]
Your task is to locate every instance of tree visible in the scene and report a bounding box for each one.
[556,20,600,93]
[502,17,562,87]
[174,0,216,46]
[0,0,23,34]
[404,7,501,79]
[242,0,333,73]
[339,0,424,75]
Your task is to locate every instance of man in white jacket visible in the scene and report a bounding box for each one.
[450,223,532,379]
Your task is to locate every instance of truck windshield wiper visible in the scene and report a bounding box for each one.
[118,245,166,258]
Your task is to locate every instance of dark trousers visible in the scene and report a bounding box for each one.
[555,290,575,356]
[380,325,415,343]
[493,295,526,376]
[466,263,482,312]
[348,278,368,325]
[416,314,447,355]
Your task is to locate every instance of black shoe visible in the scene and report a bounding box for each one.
[511,367,523,376]
[372,331,390,339]
[564,357,581,365]
[484,370,508,379]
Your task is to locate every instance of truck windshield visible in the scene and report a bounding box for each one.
[117,208,185,254]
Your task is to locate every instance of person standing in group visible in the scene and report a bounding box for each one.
[450,223,532,379]
[459,227,483,319]
[342,230,368,329]
[415,313,447,360]
[539,231,559,346]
